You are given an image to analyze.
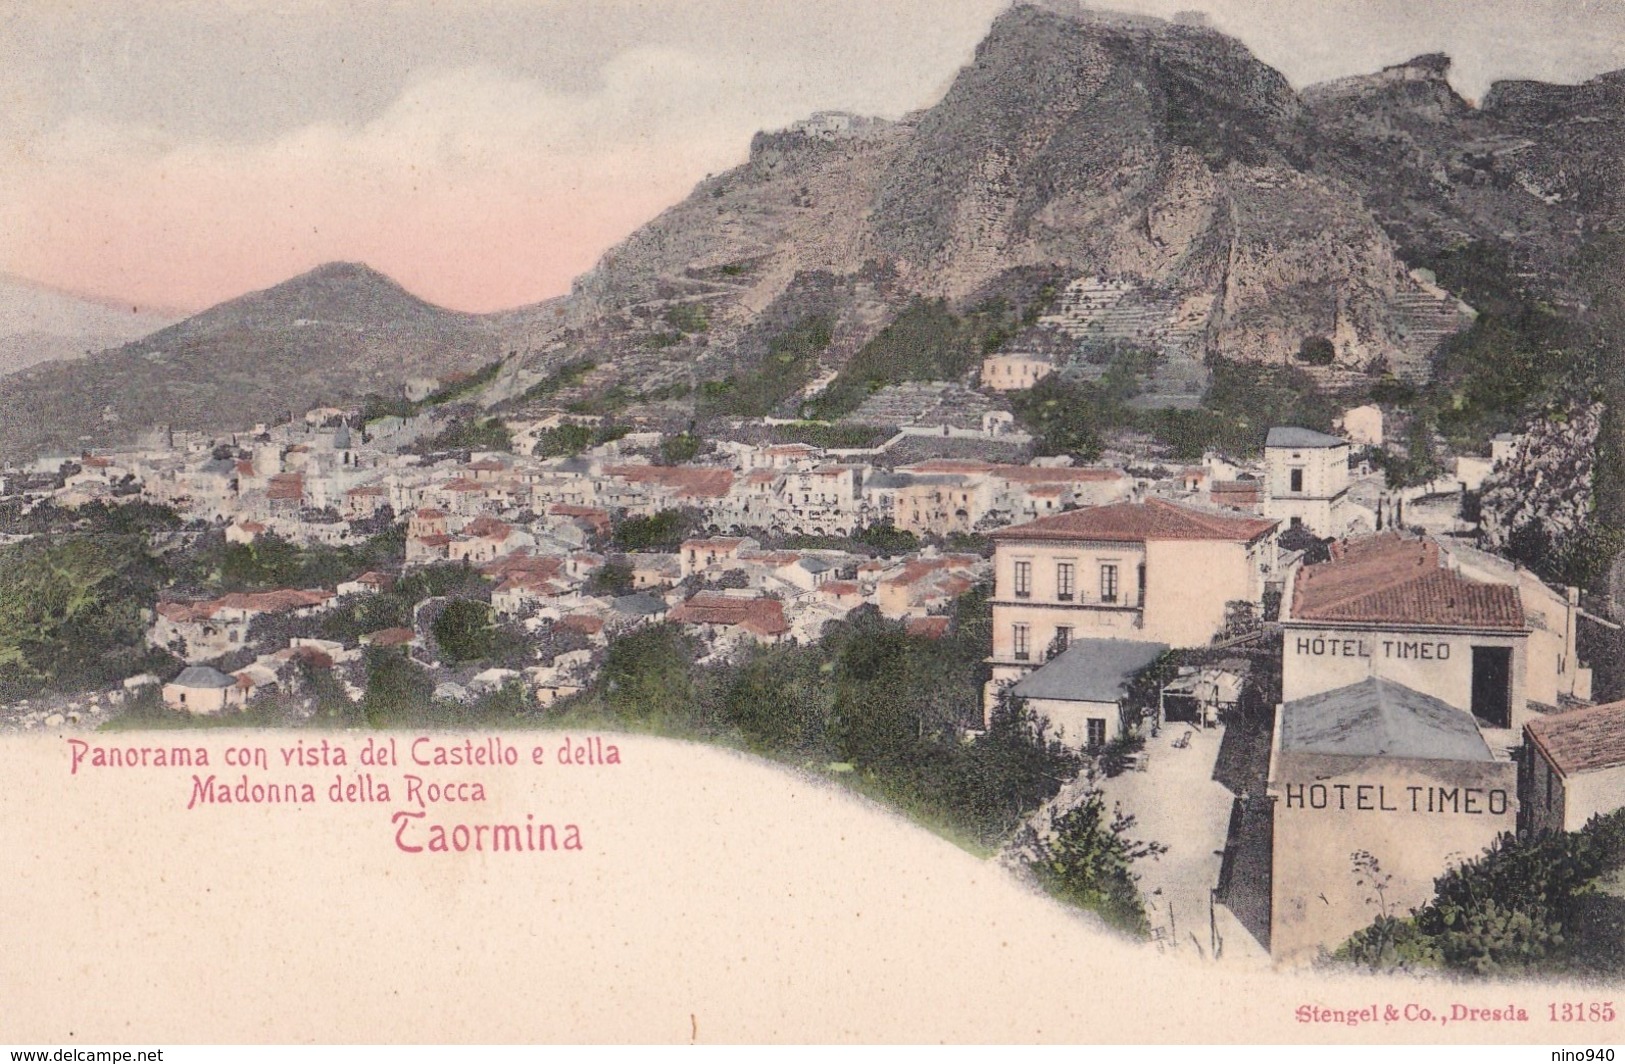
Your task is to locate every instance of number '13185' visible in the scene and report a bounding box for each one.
[1550,1002,1616,1022]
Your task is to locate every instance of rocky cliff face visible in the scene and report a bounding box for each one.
[1479,402,1604,572]
[513,3,1478,416]
[1304,55,1625,301]
[7,4,1624,459]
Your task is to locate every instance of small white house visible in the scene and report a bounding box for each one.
[162,665,244,714]
[1006,638,1170,750]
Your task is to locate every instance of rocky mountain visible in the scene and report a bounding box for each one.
[7,4,1625,461]
[1303,54,1625,301]
[0,262,501,459]
[0,274,178,378]
[505,4,1481,417]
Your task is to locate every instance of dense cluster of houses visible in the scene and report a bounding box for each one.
[9,393,1625,967]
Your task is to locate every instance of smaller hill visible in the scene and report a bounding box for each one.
[0,274,178,378]
[0,262,501,460]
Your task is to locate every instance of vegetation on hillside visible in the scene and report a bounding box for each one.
[414,415,512,454]
[548,587,1083,853]
[1017,792,1166,936]
[0,533,179,701]
[1008,357,1341,461]
[516,358,597,406]
[697,314,834,419]
[803,299,1010,420]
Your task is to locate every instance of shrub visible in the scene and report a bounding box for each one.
[1018,790,1165,937]
[1296,336,1336,365]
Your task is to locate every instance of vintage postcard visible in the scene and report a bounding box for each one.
[3,0,1625,1047]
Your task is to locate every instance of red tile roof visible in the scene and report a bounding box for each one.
[558,613,605,635]
[496,573,562,596]
[158,589,333,622]
[266,473,304,501]
[364,627,417,647]
[991,498,1277,544]
[480,552,564,579]
[993,464,1127,485]
[286,645,334,668]
[1290,533,1525,630]
[1526,700,1625,777]
[881,554,983,587]
[669,592,788,636]
[607,465,735,498]
[683,536,745,551]
[906,616,951,639]
[901,460,1126,485]
[462,516,513,541]
[549,503,611,527]
[903,459,993,474]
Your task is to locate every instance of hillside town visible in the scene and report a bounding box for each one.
[4,361,1622,967]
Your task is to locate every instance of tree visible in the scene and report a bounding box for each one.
[587,560,636,597]
[614,508,700,552]
[362,646,433,726]
[432,599,498,663]
[854,520,919,555]
[1295,336,1336,366]
[533,423,594,458]
[598,623,702,729]
[1278,524,1330,564]
[659,433,704,466]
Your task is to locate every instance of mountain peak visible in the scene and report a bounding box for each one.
[271,260,409,295]
[1303,52,1467,114]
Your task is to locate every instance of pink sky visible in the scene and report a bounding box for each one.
[4,0,1623,316]
[1,61,769,314]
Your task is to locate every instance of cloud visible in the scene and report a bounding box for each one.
[1,53,773,313]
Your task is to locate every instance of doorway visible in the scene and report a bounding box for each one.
[1471,646,1512,728]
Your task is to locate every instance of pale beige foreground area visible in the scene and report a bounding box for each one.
[0,730,1607,1043]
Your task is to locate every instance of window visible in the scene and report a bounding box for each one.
[1290,468,1304,493]
[1086,718,1106,749]
[1013,624,1031,661]
[1055,626,1072,650]
[1100,564,1119,604]
[1013,560,1032,598]
[1056,562,1075,601]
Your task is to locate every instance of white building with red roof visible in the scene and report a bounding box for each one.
[1281,532,1587,733]
[669,591,789,646]
[1523,700,1625,834]
[149,589,337,662]
[987,498,1279,695]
